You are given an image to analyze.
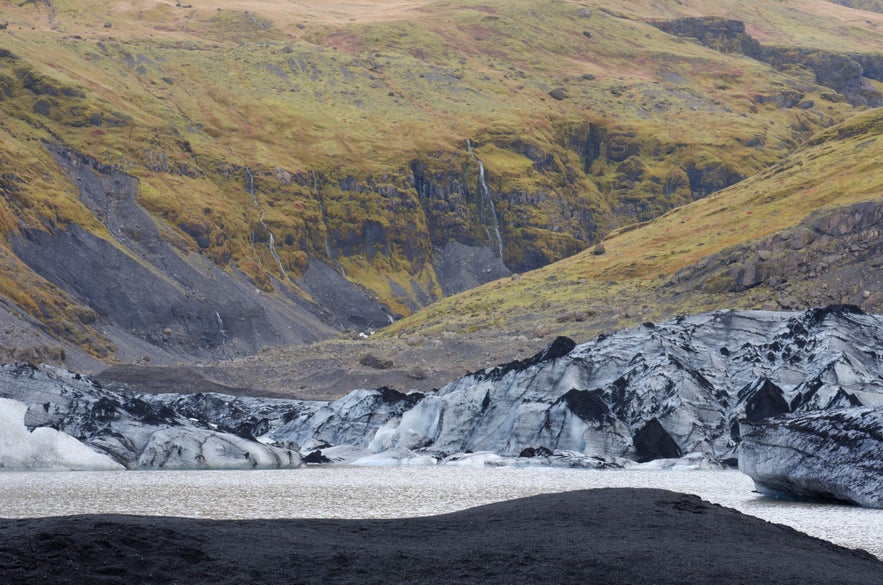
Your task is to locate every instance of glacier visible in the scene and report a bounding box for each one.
[0,397,123,471]
[2,305,882,493]
[739,407,883,508]
[0,363,303,470]
[339,305,883,465]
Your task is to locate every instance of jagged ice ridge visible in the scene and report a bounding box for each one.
[1,306,881,498]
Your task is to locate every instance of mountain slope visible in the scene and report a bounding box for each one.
[385,107,883,342]
[1,0,882,367]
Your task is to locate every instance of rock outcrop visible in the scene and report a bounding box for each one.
[11,145,343,360]
[738,407,883,508]
[669,200,883,310]
[651,17,883,106]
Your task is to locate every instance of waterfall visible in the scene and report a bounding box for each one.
[312,171,346,276]
[467,141,504,258]
[245,167,288,279]
[215,310,228,345]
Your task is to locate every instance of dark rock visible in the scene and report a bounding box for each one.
[298,259,394,331]
[433,241,511,296]
[548,88,567,100]
[685,160,744,199]
[302,449,331,464]
[743,379,790,422]
[359,354,394,370]
[669,200,883,302]
[475,336,576,381]
[374,386,421,406]
[633,418,682,463]
[650,16,883,106]
[518,446,553,458]
[558,389,610,423]
[32,98,51,116]
[650,17,763,59]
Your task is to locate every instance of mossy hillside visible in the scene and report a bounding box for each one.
[0,245,112,357]
[0,0,879,355]
[384,107,883,340]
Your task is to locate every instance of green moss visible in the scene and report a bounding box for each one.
[0,0,877,354]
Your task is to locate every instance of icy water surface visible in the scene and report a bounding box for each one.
[1,467,880,559]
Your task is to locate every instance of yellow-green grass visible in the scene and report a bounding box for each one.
[383,107,883,339]
[0,0,879,353]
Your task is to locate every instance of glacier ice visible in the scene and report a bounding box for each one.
[0,364,302,470]
[0,398,123,471]
[2,305,883,482]
[739,407,883,508]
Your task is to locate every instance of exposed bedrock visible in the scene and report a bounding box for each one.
[433,241,511,296]
[650,16,883,106]
[297,259,394,330]
[669,200,883,311]
[739,407,883,508]
[11,144,339,360]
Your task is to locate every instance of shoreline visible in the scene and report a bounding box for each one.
[1,488,880,584]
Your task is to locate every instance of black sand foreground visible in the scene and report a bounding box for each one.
[0,489,880,585]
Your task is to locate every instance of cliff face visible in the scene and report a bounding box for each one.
[668,200,883,309]
[651,16,883,106]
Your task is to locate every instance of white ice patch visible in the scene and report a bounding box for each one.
[352,448,438,467]
[367,421,399,452]
[443,451,509,467]
[625,452,722,471]
[0,398,123,471]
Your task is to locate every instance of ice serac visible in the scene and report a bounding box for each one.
[0,363,304,470]
[366,306,883,464]
[0,397,123,470]
[738,407,883,508]
[3,305,883,475]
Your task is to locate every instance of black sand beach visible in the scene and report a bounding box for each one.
[0,488,880,585]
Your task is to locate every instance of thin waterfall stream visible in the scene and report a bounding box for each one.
[214,310,228,345]
[467,140,504,258]
[245,167,287,279]
[311,171,346,276]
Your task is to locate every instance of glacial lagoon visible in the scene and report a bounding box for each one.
[1,467,880,560]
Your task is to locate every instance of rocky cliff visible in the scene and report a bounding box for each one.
[668,200,883,309]
[651,16,883,106]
